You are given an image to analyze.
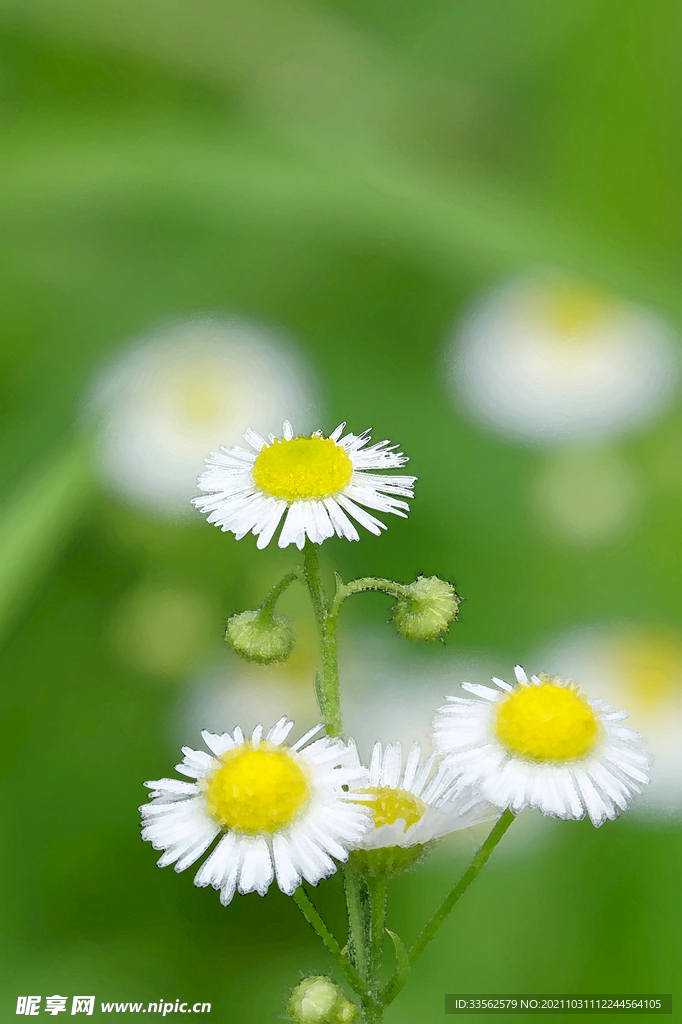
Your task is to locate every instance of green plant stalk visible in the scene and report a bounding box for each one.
[343,866,385,1022]
[257,570,300,620]
[302,540,342,736]
[381,810,516,1008]
[354,876,388,1022]
[300,543,385,1018]
[330,576,410,617]
[292,887,369,998]
[343,865,370,981]
[369,876,387,988]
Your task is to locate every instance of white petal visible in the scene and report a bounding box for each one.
[143,778,200,799]
[573,769,617,827]
[369,743,383,787]
[272,834,302,895]
[402,743,421,792]
[286,831,336,886]
[267,717,295,745]
[201,731,235,757]
[173,825,221,872]
[335,494,386,535]
[324,497,360,542]
[291,724,324,751]
[243,428,267,451]
[194,833,238,889]
[238,836,274,896]
[381,743,402,788]
[461,683,502,701]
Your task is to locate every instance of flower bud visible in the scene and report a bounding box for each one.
[224,609,295,665]
[287,976,358,1023]
[392,575,459,643]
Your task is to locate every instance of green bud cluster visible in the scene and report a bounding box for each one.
[392,575,460,643]
[287,976,358,1023]
[224,609,295,664]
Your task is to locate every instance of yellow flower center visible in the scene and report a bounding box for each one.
[494,678,600,762]
[540,283,613,338]
[204,742,311,834]
[361,786,426,831]
[170,365,227,426]
[610,629,682,708]
[252,436,353,502]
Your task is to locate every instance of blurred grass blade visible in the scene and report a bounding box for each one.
[0,433,95,646]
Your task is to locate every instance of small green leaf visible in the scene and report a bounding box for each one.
[381,928,410,1005]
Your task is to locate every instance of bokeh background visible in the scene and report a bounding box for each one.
[1,1,681,1020]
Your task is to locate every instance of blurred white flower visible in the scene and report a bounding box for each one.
[91,316,316,515]
[541,625,682,814]
[532,446,642,546]
[448,272,678,443]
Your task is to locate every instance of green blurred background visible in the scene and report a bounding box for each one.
[1,1,681,1020]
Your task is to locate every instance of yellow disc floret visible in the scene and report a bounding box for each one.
[494,677,600,762]
[361,786,426,831]
[252,435,353,502]
[204,741,311,834]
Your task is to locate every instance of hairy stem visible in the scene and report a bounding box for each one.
[258,570,300,619]
[382,810,515,1008]
[369,876,387,993]
[292,887,368,997]
[302,540,342,736]
[330,576,410,617]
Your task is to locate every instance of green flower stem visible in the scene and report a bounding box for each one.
[258,570,300,619]
[344,865,384,1022]
[343,864,370,980]
[302,540,342,736]
[381,810,515,1008]
[330,576,410,617]
[292,886,369,998]
[369,876,387,991]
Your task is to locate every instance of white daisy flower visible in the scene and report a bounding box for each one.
[543,624,682,813]
[192,420,416,549]
[140,718,371,904]
[352,740,496,851]
[432,666,651,828]
[447,272,678,444]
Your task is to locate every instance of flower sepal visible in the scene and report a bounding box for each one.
[393,575,460,643]
[349,843,429,879]
[224,608,295,664]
